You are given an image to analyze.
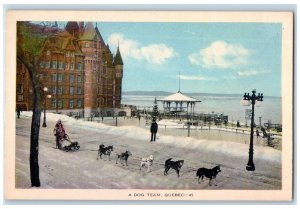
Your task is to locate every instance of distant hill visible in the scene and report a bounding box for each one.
[123,91,171,96]
[123,90,241,97]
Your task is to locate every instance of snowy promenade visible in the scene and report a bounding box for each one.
[15,112,281,189]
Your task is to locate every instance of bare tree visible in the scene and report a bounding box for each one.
[17,22,58,187]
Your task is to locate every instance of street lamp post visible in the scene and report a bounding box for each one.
[115,114,118,127]
[241,89,263,171]
[42,87,51,127]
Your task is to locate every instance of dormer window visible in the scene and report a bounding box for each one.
[85,42,89,48]
[46,50,51,56]
[39,61,45,68]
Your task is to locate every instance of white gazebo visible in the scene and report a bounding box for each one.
[158,91,201,117]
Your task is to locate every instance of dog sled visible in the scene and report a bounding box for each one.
[60,134,80,152]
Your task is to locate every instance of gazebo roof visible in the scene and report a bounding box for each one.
[159,91,201,102]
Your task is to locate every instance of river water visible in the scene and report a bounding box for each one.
[122,93,282,125]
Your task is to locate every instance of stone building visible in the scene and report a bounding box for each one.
[16,21,123,118]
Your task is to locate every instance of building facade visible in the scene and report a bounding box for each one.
[16,21,123,118]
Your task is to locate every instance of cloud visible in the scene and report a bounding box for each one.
[237,69,271,77]
[108,33,141,60]
[237,70,259,76]
[188,40,250,69]
[140,44,174,65]
[178,75,217,81]
[108,33,174,65]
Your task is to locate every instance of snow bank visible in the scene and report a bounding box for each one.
[22,111,281,163]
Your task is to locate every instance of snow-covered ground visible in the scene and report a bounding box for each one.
[15,112,281,189]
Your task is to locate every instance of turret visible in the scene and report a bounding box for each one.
[113,44,123,66]
[113,45,123,79]
[65,21,79,38]
[113,45,123,108]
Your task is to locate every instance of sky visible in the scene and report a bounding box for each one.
[95,22,282,97]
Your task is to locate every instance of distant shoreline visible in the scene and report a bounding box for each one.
[123,90,281,98]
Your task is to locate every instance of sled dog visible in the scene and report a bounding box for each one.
[97,144,113,160]
[196,165,221,186]
[140,155,154,172]
[164,158,184,177]
[116,150,132,166]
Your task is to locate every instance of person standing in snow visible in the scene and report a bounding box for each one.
[53,119,65,149]
[16,107,21,119]
[150,119,158,142]
[256,129,260,138]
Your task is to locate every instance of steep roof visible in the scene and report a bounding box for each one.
[65,21,79,37]
[95,25,107,48]
[113,46,123,66]
[78,22,98,41]
[159,91,200,102]
[43,31,84,56]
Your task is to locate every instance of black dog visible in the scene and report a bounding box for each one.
[196,165,221,186]
[164,158,184,177]
[116,150,132,166]
[97,144,113,160]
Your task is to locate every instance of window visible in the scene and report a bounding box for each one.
[58,62,64,69]
[69,99,74,108]
[77,99,82,108]
[65,63,69,69]
[39,61,44,68]
[17,95,23,102]
[58,99,63,109]
[84,42,89,48]
[70,74,75,83]
[93,61,97,69]
[46,50,51,55]
[77,87,82,94]
[51,99,56,108]
[77,75,82,83]
[58,74,63,82]
[70,63,74,70]
[77,63,82,70]
[52,86,56,94]
[45,61,50,68]
[71,52,74,57]
[93,41,97,48]
[52,61,57,69]
[16,84,23,93]
[97,86,102,95]
[116,73,122,78]
[66,51,70,57]
[58,86,63,95]
[70,87,74,95]
[52,74,57,81]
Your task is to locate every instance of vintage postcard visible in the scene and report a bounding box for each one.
[5,11,293,201]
